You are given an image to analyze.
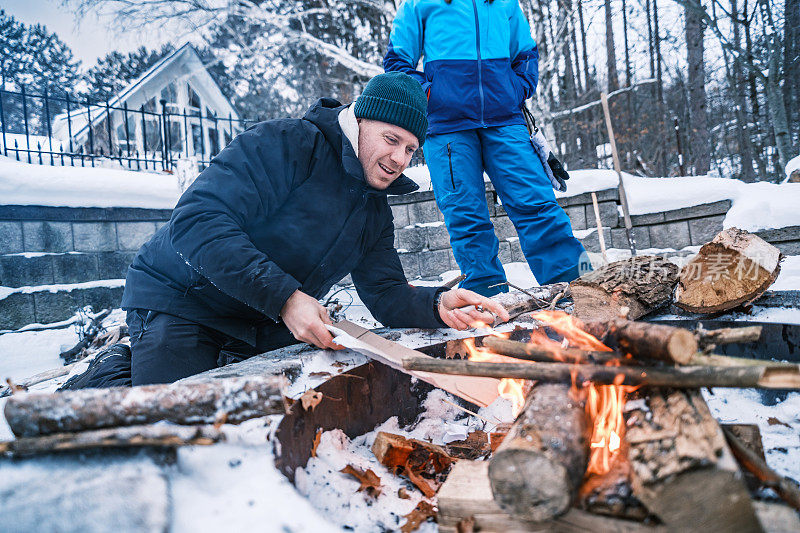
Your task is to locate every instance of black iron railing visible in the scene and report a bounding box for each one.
[0,81,257,173]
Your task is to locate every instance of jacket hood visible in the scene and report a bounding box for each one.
[303,98,419,196]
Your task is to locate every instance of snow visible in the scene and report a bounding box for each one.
[0,156,180,209]
[0,278,126,303]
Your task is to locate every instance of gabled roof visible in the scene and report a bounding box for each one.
[53,43,240,140]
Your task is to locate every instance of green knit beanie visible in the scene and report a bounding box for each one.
[354,72,428,145]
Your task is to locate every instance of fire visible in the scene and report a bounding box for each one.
[526,311,629,476]
[462,335,528,416]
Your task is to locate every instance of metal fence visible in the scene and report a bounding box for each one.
[0,82,258,173]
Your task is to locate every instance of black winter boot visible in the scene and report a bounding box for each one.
[58,343,133,390]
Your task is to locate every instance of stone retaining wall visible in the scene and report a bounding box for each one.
[1,186,798,329]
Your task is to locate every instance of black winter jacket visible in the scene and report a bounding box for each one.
[121,98,444,347]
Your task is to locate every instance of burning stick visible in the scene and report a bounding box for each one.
[481,336,626,366]
[579,318,698,365]
[488,383,588,522]
[401,357,800,389]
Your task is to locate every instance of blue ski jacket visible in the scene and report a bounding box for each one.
[384,0,539,135]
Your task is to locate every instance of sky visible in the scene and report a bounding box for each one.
[4,0,180,69]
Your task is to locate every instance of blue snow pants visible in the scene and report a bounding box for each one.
[424,124,588,295]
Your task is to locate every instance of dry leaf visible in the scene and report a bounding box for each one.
[340,465,382,498]
[767,416,791,428]
[400,501,436,533]
[309,371,332,378]
[213,412,229,430]
[331,361,348,368]
[404,463,438,498]
[398,487,411,499]
[311,429,323,458]
[299,389,323,411]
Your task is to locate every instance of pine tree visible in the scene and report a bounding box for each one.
[0,9,81,133]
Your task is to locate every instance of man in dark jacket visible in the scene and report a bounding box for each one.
[65,72,508,389]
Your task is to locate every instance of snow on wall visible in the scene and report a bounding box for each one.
[786,154,800,180]
[0,156,181,209]
[2,156,799,232]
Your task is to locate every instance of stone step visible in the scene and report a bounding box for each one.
[0,252,134,288]
[0,282,125,331]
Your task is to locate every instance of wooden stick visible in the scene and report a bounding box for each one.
[4,374,288,438]
[402,357,800,389]
[0,424,223,457]
[600,92,635,255]
[482,336,625,366]
[696,325,763,347]
[689,353,796,368]
[723,426,800,511]
[590,192,609,263]
[580,318,698,365]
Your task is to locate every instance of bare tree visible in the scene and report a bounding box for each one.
[604,0,620,91]
[685,0,710,173]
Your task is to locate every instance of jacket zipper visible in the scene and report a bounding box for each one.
[470,0,485,126]
[447,143,455,189]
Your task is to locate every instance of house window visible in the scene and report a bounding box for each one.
[144,119,163,152]
[208,127,219,156]
[115,123,136,150]
[161,83,177,104]
[168,121,183,152]
[191,124,203,155]
[188,85,201,110]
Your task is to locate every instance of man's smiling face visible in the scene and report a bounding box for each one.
[357,118,419,190]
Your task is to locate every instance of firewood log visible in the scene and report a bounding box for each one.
[578,442,651,521]
[491,282,570,318]
[624,388,762,531]
[0,424,223,456]
[488,383,588,522]
[579,318,698,364]
[439,461,663,532]
[675,228,782,313]
[4,374,287,438]
[570,256,679,321]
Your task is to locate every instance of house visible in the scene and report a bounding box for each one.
[51,43,242,165]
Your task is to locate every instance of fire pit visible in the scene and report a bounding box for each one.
[275,313,800,531]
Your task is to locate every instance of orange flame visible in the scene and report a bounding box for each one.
[528,311,629,476]
[462,336,528,416]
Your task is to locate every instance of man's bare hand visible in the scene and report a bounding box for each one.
[437,288,511,330]
[280,290,343,350]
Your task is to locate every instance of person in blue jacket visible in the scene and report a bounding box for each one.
[384,0,588,296]
[61,72,509,389]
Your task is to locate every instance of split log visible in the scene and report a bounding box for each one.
[439,460,663,533]
[722,426,800,511]
[625,388,762,531]
[481,336,624,366]
[4,374,287,438]
[675,228,782,313]
[402,357,800,389]
[372,432,452,497]
[0,424,223,457]
[696,325,763,347]
[580,318,698,365]
[570,256,679,322]
[488,383,588,522]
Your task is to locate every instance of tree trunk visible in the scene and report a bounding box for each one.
[764,45,793,174]
[686,2,710,174]
[578,0,592,90]
[744,2,769,177]
[3,374,287,437]
[622,0,632,86]
[604,0,619,91]
[785,0,800,143]
[729,0,757,182]
[488,383,588,522]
